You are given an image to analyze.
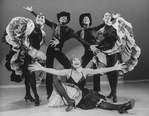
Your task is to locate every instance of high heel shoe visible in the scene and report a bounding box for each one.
[66,100,76,112]
[107,93,112,98]
[24,95,34,102]
[118,99,135,114]
[107,93,118,103]
[112,94,118,103]
[34,96,40,106]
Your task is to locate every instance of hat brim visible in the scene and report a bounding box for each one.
[57,11,70,24]
[79,13,92,27]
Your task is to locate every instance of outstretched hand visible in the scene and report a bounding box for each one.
[114,61,127,71]
[90,45,100,54]
[49,37,60,47]
[28,61,43,72]
[112,13,121,19]
[23,6,33,12]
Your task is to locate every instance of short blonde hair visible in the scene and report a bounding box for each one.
[70,54,82,64]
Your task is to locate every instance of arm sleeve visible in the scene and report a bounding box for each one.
[31,11,56,28]
[44,19,56,28]
[93,23,105,31]
[76,30,80,36]
[31,11,37,17]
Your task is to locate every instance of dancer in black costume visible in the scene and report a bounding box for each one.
[95,13,141,102]
[76,13,104,92]
[23,6,98,99]
[98,13,120,103]
[2,16,46,106]
[28,55,135,114]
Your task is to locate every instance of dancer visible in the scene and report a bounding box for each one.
[76,13,105,92]
[97,13,121,103]
[95,13,141,102]
[28,55,135,114]
[2,16,46,106]
[23,6,98,99]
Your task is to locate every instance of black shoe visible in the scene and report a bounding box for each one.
[107,93,112,98]
[66,100,76,112]
[47,92,52,100]
[34,96,40,106]
[107,93,118,103]
[24,95,34,102]
[47,95,51,100]
[113,94,118,103]
[118,99,135,114]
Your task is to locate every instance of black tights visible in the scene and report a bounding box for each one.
[52,78,123,111]
[81,51,101,92]
[98,101,120,110]
[24,56,39,99]
[24,71,39,98]
[106,53,119,95]
[53,78,72,102]
[46,47,71,97]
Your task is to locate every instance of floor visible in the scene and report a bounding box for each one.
[0,81,149,116]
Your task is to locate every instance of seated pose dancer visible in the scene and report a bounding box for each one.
[95,13,141,102]
[23,6,98,99]
[2,16,46,106]
[28,55,135,114]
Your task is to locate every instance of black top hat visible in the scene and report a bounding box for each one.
[79,13,92,27]
[57,11,70,24]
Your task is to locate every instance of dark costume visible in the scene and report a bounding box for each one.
[98,24,120,102]
[48,69,106,110]
[95,16,141,102]
[2,17,46,106]
[47,69,135,114]
[76,13,105,92]
[30,11,91,98]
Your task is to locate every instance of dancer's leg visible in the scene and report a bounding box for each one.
[106,53,119,102]
[56,51,71,69]
[53,78,75,111]
[53,78,72,102]
[98,101,120,110]
[81,51,93,68]
[93,63,101,92]
[98,99,135,114]
[46,47,54,99]
[24,75,34,102]
[55,52,75,111]
[28,71,40,106]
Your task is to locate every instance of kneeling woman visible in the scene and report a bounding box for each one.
[28,56,135,114]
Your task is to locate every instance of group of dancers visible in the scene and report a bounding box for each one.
[2,5,141,114]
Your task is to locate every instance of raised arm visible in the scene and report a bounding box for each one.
[93,23,105,31]
[84,62,126,75]
[23,6,56,28]
[23,6,37,17]
[28,62,68,76]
